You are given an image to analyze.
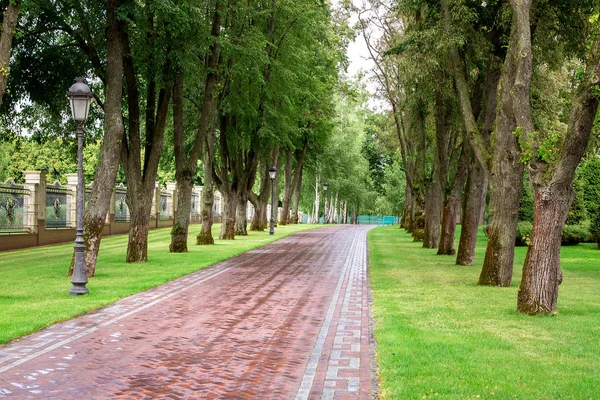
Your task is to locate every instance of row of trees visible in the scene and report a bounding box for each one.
[359,0,600,315]
[0,0,365,276]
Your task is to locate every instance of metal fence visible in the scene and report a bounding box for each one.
[191,193,200,216]
[115,184,129,222]
[159,191,171,220]
[0,180,31,232]
[45,182,71,229]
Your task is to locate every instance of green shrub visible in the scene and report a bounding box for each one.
[515,221,533,246]
[591,212,600,249]
[566,183,587,225]
[579,156,600,217]
[561,224,591,246]
[519,179,534,223]
[515,221,591,247]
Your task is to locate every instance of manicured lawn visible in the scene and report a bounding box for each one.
[368,226,600,399]
[0,223,320,344]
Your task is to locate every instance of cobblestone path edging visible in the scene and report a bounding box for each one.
[0,225,376,399]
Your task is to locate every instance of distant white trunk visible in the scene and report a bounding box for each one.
[334,193,339,224]
[312,175,320,224]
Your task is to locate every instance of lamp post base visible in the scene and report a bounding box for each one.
[69,284,89,296]
[269,218,274,235]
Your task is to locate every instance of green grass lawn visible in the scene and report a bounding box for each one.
[368,226,600,399]
[0,223,320,344]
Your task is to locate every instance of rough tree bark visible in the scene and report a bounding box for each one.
[444,0,521,285]
[433,88,466,255]
[249,148,279,231]
[517,5,600,314]
[477,2,526,286]
[456,144,486,265]
[456,62,499,265]
[422,178,441,248]
[279,149,293,225]
[170,0,222,252]
[68,0,125,277]
[235,193,249,236]
[219,187,238,240]
[280,138,308,225]
[196,129,215,245]
[438,148,468,255]
[0,0,20,106]
[85,0,125,275]
[169,75,193,252]
[121,15,173,262]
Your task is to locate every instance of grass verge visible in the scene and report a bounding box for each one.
[368,226,600,399]
[0,223,320,344]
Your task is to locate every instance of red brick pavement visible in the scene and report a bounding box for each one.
[0,225,377,399]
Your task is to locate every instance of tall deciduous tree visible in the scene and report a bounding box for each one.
[0,0,21,105]
[120,0,175,262]
[516,6,600,314]
[170,0,222,252]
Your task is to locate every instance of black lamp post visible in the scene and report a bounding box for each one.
[67,77,93,296]
[322,182,328,224]
[269,165,277,235]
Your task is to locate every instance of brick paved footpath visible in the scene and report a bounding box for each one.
[0,225,377,399]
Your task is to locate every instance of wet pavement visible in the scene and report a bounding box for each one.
[0,225,377,399]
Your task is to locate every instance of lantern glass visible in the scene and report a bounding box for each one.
[70,96,91,121]
[67,77,93,122]
[322,182,328,191]
[268,166,277,180]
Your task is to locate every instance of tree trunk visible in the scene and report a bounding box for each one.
[272,158,281,227]
[250,203,267,231]
[518,27,600,314]
[170,1,221,251]
[121,16,173,263]
[279,149,293,225]
[170,176,192,252]
[456,60,499,265]
[169,76,191,253]
[477,0,526,286]
[197,184,214,245]
[456,149,486,265]
[438,186,463,255]
[517,186,570,314]
[423,179,441,248]
[77,0,125,277]
[312,175,320,224]
[197,132,215,245]
[235,193,248,236]
[291,167,303,224]
[219,189,238,240]
[402,185,412,229]
[478,161,523,285]
[125,191,152,262]
[0,0,21,106]
[249,149,279,231]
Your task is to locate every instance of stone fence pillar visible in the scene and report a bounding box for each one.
[166,182,177,221]
[23,171,46,233]
[65,173,78,228]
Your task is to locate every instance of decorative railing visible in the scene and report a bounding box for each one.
[0,179,31,232]
[159,191,172,220]
[45,181,71,229]
[114,183,129,222]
